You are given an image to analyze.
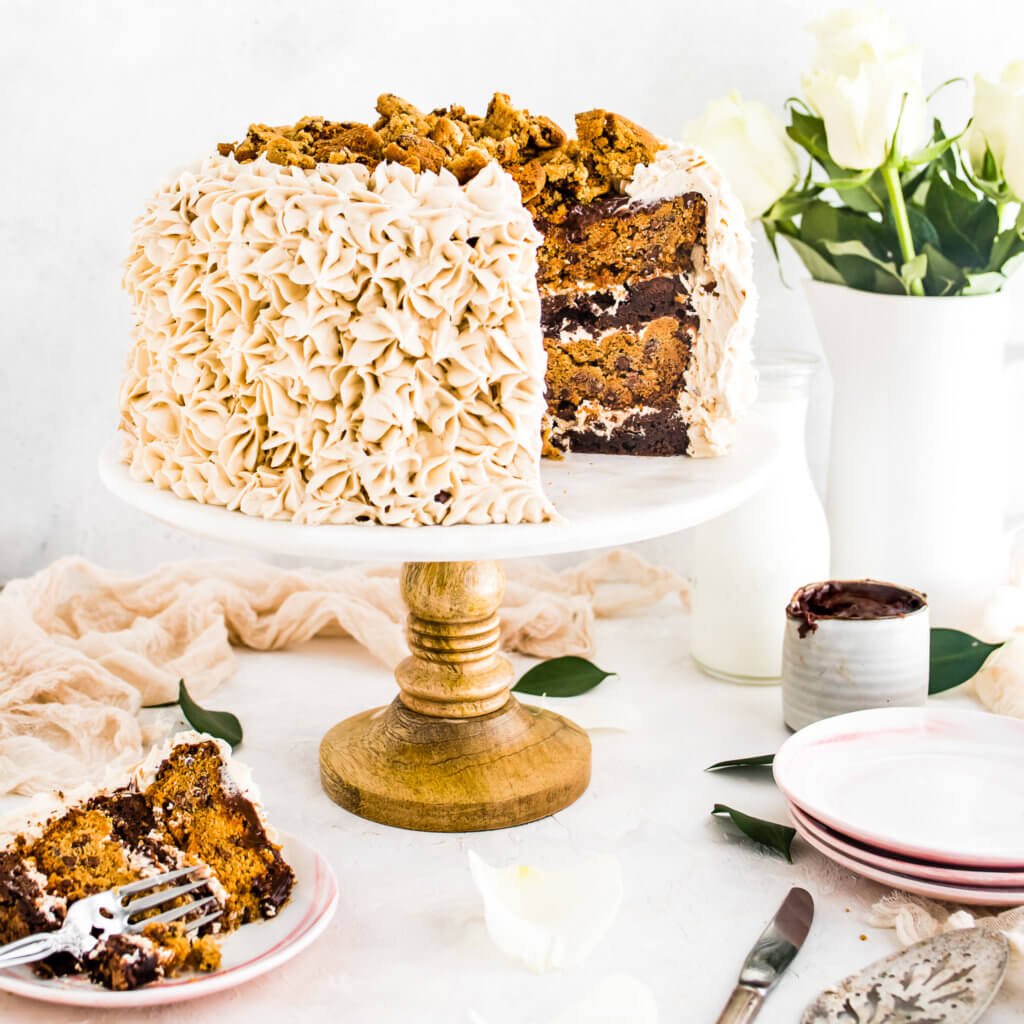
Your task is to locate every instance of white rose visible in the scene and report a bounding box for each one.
[966,62,1024,199]
[802,8,931,170]
[684,91,800,218]
[970,630,1024,719]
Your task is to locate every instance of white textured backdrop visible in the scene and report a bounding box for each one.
[2,0,1022,580]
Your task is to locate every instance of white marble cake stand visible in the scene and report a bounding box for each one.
[99,422,780,833]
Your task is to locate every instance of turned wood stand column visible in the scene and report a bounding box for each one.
[319,560,592,832]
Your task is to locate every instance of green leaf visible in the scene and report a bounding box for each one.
[899,253,929,295]
[901,123,969,170]
[763,187,824,223]
[924,175,1000,268]
[922,242,966,296]
[962,142,1015,202]
[822,239,905,294]
[961,271,1006,296]
[785,109,833,168]
[801,201,895,259]
[1002,251,1024,279]
[711,804,795,862]
[905,207,940,251]
[705,754,775,772]
[782,235,845,285]
[784,110,884,209]
[987,224,1024,274]
[929,629,1004,694]
[513,656,614,697]
[177,680,244,747]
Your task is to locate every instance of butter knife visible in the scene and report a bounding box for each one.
[715,887,815,1024]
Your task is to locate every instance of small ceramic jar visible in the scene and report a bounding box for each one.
[782,580,930,731]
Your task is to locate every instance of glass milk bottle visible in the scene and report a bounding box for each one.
[691,352,829,682]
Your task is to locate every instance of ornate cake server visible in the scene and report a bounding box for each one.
[802,928,1009,1023]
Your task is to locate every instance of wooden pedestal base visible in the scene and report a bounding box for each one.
[320,696,590,832]
[318,560,592,832]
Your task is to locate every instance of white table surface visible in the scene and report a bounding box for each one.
[1,599,1020,1023]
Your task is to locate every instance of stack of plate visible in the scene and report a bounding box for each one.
[774,707,1024,906]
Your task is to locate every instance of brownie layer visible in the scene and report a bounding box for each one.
[541,275,695,337]
[558,406,690,456]
[0,851,57,945]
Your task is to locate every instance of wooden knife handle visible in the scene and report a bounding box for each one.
[715,985,764,1024]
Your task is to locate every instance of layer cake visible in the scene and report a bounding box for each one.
[118,94,756,525]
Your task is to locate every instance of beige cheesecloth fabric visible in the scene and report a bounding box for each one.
[0,552,686,797]
[869,894,1024,987]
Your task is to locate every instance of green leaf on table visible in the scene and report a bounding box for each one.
[929,629,1004,694]
[178,679,244,747]
[513,656,614,697]
[705,754,775,772]
[711,804,795,862]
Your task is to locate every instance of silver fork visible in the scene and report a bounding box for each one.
[0,866,222,970]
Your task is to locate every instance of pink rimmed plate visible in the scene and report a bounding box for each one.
[790,802,1024,887]
[0,833,338,1008]
[774,707,1024,868]
[789,802,1024,907]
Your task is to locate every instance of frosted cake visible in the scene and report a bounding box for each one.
[119,93,756,525]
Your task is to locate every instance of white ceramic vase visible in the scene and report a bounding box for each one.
[804,281,1019,629]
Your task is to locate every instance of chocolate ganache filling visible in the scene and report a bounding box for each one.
[787,580,926,638]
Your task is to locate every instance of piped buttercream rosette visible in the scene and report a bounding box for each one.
[120,155,554,526]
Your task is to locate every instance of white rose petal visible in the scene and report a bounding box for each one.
[684,91,799,218]
[468,850,624,973]
[805,7,906,73]
[968,631,1024,718]
[802,8,930,169]
[946,911,978,931]
[966,62,1024,200]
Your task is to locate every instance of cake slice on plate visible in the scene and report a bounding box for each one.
[0,733,294,990]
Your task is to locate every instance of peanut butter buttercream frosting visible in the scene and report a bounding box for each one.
[120,155,553,526]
